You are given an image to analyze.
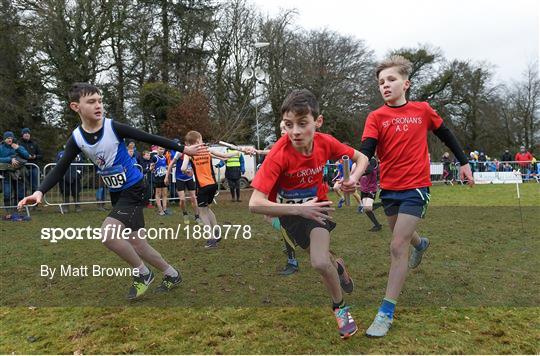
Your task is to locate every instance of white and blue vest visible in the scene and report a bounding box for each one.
[72,118,143,192]
[153,155,168,178]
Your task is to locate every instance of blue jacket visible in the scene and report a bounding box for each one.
[0,142,30,163]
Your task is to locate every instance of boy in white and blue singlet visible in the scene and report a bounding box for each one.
[18,83,208,300]
[165,147,201,225]
[152,146,169,216]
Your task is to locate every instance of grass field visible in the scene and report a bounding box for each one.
[1,184,539,353]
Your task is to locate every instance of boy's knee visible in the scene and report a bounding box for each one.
[310,256,332,273]
[390,239,408,259]
[363,206,373,212]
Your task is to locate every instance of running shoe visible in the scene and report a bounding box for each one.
[335,257,354,294]
[278,262,299,276]
[409,237,430,269]
[127,270,155,300]
[365,312,393,337]
[334,305,358,339]
[156,271,182,292]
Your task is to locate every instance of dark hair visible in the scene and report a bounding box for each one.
[68,82,101,102]
[280,89,319,118]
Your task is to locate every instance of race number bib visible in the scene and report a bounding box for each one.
[155,166,167,177]
[99,165,127,189]
[276,187,317,204]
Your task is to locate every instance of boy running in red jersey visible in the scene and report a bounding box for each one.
[343,55,473,337]
[249,89,365,339]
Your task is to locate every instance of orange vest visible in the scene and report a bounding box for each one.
[191,153,215,187]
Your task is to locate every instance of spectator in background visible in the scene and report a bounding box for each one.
[515,146,533,180]
[0,131,30,210]
[56,149,82,213]
[487,159,498,172]
[140,150,153,208]
[19,128,42,194]
[502,161,513,172]
[501,149,513,163]
[478,151,487,172]
[224,144,245,202]
[441,152,454,185]
[126,140,142,165]
[127,147,137,165]
[468,150,478,173]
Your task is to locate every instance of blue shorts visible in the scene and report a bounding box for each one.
[380,187,430,218]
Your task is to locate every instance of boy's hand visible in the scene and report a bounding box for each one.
[184,143,208,156]
[242,147,257,155]
[297,198,334,225]
[459,164,474,187]
[18,191,43,210]
[340,178,359,192]
[164,176,169,185]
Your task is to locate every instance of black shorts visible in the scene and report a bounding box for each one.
[279,212,336,250]
[196,184,218,207]
[176,179,196,191]
[154,178,167,188]
[109,179,145,230]
[360,191,377,200]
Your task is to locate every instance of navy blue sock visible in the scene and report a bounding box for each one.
[378,298,396,318]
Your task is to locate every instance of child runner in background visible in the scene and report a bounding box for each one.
[152,146,169,216]
[18,83,208,299]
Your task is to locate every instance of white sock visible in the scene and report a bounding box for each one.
[164,265,178,277]
[136,263,150,275]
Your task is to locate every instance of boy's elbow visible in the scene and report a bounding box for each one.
[248,196,262,214]
[248,198,257,213]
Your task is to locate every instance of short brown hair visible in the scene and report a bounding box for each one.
[68,82,101,102]
[280,89,319,119]
[185,130,202,145]
[375,55,412,79]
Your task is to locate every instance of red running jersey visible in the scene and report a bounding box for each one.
[361,101,443,190]
[252,132,354,203]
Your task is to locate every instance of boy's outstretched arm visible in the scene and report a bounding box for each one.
[113,121,207,156]
[341,143,372,192]
[164,154,179,185]
[249,189,334,225]
[180,154,191,173]
[433,124,474,186]
[209,148,239,159]
[18,137,81,209]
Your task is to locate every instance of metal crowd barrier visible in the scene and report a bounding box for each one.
[0,162,41,216]
[430,160,539,184]
[1,159,537,217]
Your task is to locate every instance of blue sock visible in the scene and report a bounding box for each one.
[288,258,298,266]
[378,298,396,319]
[415,237,427,251]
